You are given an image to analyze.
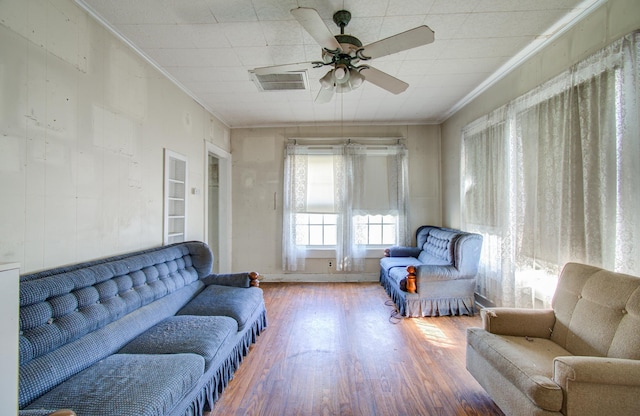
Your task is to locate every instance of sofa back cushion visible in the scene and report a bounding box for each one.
[19,241,213,365]
[551,262,640,359]
[19,241,213,407]
[418,229,458,266]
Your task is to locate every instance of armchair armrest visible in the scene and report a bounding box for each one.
[481,307,555,338]
[201,271,261,288]
[554,356,640,385]
[553,356,640,415]
[384,246,421,258]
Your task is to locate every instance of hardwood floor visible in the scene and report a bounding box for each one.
[208,282,504,416]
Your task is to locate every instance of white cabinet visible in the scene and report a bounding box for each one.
[164,149,188,245]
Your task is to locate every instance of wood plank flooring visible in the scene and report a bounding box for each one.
[208,282,504,416]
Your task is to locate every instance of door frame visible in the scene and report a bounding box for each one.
[204,141,232,273]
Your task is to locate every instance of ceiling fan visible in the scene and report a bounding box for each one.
[252,7,435,103]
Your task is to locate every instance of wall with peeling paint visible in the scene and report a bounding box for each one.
[0,0,230,273]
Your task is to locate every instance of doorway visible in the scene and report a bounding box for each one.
[205,142,232,273]
[207,154,220,273]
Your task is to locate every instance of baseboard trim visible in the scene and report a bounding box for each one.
[261,273,379,283]
[474,292,496,309]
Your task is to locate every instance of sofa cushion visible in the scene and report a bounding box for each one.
[19,282,203,408]
[388,266,410,285]
[25,353,204,416]
[178,285,264,331]
[118,315,237,369]
[418,229,457,265]
[467,328,567,411]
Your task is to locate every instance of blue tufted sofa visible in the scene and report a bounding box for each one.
[18,241,266,416]
[380,225,483,317]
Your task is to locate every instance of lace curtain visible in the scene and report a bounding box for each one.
[462,31,640,308]
[283,142,409,272]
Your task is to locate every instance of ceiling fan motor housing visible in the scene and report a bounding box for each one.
[333,10,352,31]
[322,37,362,65]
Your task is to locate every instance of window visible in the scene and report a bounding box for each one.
[461,32,640,308]
[295,213,337,246]
[282,142,409,271]
[354,214,397,246]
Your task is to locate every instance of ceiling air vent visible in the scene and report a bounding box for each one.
[249,71,309,92]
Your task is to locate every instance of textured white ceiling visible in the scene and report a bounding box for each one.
[76,0,599,127]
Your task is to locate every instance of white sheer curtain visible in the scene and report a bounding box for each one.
[461,108,518,306]
[282,144,344,271]
[283,142,409,272]
[342,143,410,271]
[462,32,640,308]
[282,144,308,271]
[385,145,411,254]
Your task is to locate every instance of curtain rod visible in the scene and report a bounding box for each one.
[288,137,404,145]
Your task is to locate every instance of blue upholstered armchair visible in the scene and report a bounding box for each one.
[380,225,483,317]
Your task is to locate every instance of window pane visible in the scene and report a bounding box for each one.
[369,224,382,245]
[324,225,337,246]
[308,213,324,224]
[382,224,397,245]
[309,225,324,245]
[296,213,309,225]
[324,214,338,224]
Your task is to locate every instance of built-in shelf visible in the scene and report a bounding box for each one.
[164,149,188,245]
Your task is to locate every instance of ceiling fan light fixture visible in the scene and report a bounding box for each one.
[349,67,365,89]
[320,69,334,89]
[335,83,352,94]
[334,64,350,84]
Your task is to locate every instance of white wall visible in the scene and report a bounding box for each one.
[230,124,441,280]
[0,0,230,273]
[440,0,640,229]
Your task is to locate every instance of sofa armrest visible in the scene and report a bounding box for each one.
[384,246,421,258]
[481,307,555,338]
[19,410,77,416]
[201,271,261,288]
[554,356,640,415]
[413,264,465,281]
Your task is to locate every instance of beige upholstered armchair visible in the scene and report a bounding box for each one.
[466,262,640,415]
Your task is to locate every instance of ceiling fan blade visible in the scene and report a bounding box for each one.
[253,62,317,76]
[360,26,434,60]
[360,66,408,94]
[315,87,335,103]
[291,7,341,51]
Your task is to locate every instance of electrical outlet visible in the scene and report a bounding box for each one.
[328,260,335,274]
